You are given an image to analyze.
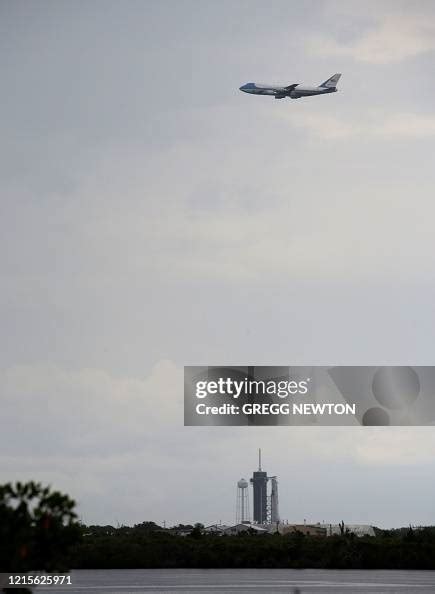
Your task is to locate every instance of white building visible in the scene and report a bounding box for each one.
[223,523,268,536]
[323,524,376,537]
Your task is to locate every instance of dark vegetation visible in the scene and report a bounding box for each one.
[0,482,81,592]
[71,522,435,570]
[2,483,435,575]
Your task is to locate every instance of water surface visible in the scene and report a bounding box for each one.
[51,568,435,593]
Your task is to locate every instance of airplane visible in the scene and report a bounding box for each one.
[239,73,341,100]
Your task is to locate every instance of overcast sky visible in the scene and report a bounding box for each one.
[2,0,435,528]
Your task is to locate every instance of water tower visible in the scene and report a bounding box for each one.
[236,478,250,524]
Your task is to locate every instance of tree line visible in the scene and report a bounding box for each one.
[70,521,435,570]
[2,482,435,580]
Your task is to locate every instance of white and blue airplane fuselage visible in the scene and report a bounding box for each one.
[239,73,341,100]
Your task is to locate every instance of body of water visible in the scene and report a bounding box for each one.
[40,568,435,593]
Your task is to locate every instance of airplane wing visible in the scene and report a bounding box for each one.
[274,82,299,99]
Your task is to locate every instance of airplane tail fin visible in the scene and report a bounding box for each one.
[320,73,341,88]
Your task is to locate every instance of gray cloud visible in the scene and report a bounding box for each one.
[2,360,435,527]
[308,1,435,64]
[1,0,435,528]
